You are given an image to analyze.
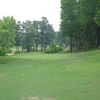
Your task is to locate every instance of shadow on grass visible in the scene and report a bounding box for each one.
[0,56,18,64]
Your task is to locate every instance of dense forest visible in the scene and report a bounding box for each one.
[61,0,100,52]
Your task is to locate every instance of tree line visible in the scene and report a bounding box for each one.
[15,17,56,52]
[0,16,61,55]
[61,0,100,52]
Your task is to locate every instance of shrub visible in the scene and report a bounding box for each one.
[50,42,56,49]
[14,51,22,54]
[98,46,100,50]
[72,48,78,52]
[0,47,7,56]
[49,42,58,53]
[57,46,63,52]
[44,42,64,54]
[44,48,51,54]
[50,48,56,53]
[7,49,13,53]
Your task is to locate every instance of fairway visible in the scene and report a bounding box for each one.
[0,50,100,100]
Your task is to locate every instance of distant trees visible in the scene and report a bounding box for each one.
[61,0,100,52]
[33,20,41,51]
[15,17,55,52]
[0,16,57,56]
[15,21,22,52]
[39,17,55,51]
[21,20,38,52]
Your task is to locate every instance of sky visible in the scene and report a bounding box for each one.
[0,0,61,31]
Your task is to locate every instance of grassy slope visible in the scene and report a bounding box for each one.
[0,50,100,100]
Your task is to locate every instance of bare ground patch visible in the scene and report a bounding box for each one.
[21,97,40,100]
[43,98,57,100]
[21,97,57,100]
[0,73,5,77]
[28,97,40,100]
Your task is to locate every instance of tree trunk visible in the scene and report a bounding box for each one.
[36,45,38,51]
[97,27,100,48]
[36,39,38,51]
[85,33,89,51]
[75,35,77,48]
[41,36,44,52]
[70,33,72,53]
[27,48,30,52]
[77,34,81,50]
[16,46,18,52]
[18,45,19,52]
[41,43,43,52]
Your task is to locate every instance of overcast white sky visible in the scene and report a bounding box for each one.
[0,0,61,31]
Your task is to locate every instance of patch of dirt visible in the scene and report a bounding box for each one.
[0,73,5,77]
[0,62,7,64]
[43,98,57,100]
[21,97,25,100]
[21,97,57,100]
[92,81,99,84]
[28,97,40,100]
[21,97,40,100]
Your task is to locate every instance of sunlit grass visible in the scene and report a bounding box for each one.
[0,50,100,100]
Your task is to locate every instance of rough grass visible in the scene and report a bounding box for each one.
[0,50,100,100]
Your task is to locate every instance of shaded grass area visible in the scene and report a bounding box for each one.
[0,50,100,100]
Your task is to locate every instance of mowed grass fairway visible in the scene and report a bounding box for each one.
[0,50,100,100]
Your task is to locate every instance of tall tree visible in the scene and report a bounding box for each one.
[0,16,16,51]
[61,0,99,52]
[15,21,22,52]
[94,0,100,47]
[39,17,48,51]
[80,0,98,50]
[61,0,77,53]
[33,20,41,51]
[21,20,38,52]
[39,17,55,51]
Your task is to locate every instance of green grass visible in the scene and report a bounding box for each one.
[0,50,100,100]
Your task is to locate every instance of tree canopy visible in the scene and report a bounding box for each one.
[60,0,100,52]
[0,16,16,55]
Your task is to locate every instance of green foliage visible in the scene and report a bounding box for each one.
[7,49,13,53]
[50,41,56,48]
[44,42,63,53]
[94,9,100,26]
[0,47,7,56]
[16,18,55,52]
[1,16,16,48]
[44,48,58,54]
[61,0,99,51]
[21,20,38,52]
[98,46,100,50]
[57,46,63,51]
[0,16,16,54]
[44,48,51,54]
[49,42,58,53]
[14,51,22,54]
[39,17,55,51]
